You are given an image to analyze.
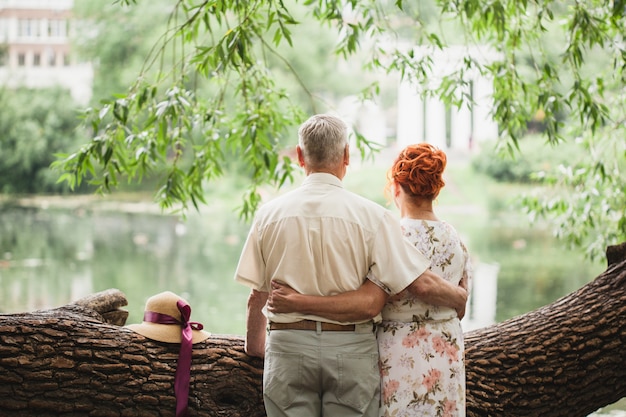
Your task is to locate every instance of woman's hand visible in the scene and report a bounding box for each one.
[267,279,388,321]
[267,280,300,314]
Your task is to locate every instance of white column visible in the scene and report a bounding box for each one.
[473,76,499,142]
[396,80,423,148]
[451,103,472,150]
[426,97,446,148]
[462,262,499,331]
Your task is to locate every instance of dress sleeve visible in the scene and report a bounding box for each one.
[461,240,473,294]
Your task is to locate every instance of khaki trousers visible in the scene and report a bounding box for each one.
[263,325,379,417]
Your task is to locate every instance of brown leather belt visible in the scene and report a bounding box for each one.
[269,320,356,332]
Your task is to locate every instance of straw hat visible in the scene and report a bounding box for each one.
[127,291,211,344]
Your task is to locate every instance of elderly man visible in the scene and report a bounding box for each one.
[234,113,467,417]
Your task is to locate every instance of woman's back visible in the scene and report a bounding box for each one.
[378,218,471,417]
[381,219,471,322]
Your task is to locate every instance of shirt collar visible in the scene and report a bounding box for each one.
[302,172,344,188]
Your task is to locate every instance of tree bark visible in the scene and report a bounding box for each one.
[0,243,625,417]
[465,241,626,417]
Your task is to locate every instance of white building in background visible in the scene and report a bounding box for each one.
[0,0,93,104]
[396,45,501,152]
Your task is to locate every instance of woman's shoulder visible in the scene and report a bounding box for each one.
[438,219,459,234]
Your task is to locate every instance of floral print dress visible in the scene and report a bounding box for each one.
[378,219,472,417]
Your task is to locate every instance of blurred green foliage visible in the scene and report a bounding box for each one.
[470,135,585,183]
[0,88,89,194]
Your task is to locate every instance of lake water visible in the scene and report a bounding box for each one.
[0,192,605,332]
[0,200,251,334]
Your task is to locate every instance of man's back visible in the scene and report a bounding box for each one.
[236,172,429,325]
[257,173,384,293]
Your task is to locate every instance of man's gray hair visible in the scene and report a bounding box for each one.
[298,114,349,170]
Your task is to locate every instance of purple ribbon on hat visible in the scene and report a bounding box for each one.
[143,299,204,417]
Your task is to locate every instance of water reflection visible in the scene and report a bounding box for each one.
[0,204,251,335]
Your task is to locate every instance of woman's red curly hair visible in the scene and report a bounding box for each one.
[387,143,447,200]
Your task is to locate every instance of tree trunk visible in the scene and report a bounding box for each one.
[0,290,264,417]
[1,244,625,417]
[465,241,626,417]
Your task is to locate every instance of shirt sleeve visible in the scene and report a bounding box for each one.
[366,270,392,295]
[234,222,269,292]
[369,211,431,295]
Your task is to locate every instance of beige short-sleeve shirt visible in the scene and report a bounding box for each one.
[234,173,430,324]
